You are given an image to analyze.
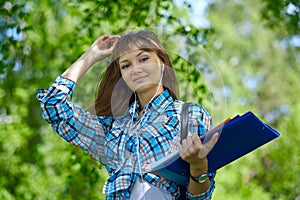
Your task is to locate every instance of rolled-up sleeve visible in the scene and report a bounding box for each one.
[185,103,216,199]
[185,172,216,199]
[36,76,113,164]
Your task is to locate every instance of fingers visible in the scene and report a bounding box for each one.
[179,132,220,161]
[204,132,219,150]
[95,35,120,48]
[108,35,120,49]
[179,135,207,166]
[99,35,109,41]
[179,135,202,157]
[88,35,120,59]
[98,35,119,42]
[198,132,220,159]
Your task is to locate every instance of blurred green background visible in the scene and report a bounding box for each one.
[1,0,299,199]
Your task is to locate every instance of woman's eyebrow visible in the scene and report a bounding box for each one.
[119,50,147,64]
[135,50,147,57]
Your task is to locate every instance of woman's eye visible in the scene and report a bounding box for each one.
[121,64,130,69]
[140,56,149,63]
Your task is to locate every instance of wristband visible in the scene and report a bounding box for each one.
[190,173,208,183]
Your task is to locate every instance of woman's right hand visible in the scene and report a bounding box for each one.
[84,35,120,64]
[62,35,119,83]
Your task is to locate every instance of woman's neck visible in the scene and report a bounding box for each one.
[137,87,164,109]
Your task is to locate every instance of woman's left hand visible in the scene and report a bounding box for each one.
[179,133,219,167]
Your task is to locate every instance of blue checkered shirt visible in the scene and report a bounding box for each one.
[36,76,216,199]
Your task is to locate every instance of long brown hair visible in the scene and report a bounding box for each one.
[94,30,178,116]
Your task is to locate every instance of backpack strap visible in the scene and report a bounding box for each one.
[180,102,192,144]
[179,102,192,199]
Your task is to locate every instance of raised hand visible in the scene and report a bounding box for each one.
[85,35,120,64]
[62,35,119,83]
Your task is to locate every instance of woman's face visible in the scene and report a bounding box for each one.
[118,47,163,94]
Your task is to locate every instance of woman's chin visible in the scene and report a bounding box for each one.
[134,83,159,94]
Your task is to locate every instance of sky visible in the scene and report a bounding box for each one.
[174,0,212,28]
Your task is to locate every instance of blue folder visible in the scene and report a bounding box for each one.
[150,111,281,185]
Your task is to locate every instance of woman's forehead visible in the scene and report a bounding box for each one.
[118,47,154,61]
[115,35,159,54]
[119,48,140,58]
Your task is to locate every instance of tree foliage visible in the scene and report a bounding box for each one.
[0,0,209,199]
[1,0,299,199]
[206,0,300,199]
[260,0,300,37]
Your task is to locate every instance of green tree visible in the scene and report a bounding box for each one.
[206,0,300,199]
[0,0,210,199]
[2,0,299,199]
[261,0,300,37]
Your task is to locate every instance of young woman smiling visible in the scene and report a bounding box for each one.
[36,30,219,199]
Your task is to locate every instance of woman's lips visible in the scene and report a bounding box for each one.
[133,76,147,83]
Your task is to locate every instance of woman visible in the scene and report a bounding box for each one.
[36,30,219,199]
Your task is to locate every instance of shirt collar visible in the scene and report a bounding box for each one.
[127,90,174,116]
[149,89,174,112]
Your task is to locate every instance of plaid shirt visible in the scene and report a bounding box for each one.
[36,76,216,199]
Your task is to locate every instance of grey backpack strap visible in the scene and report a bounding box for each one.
[180,102,191,144]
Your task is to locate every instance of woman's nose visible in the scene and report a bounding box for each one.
[131,63,142,74]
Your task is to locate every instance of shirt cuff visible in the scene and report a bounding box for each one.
[36,76,76,101]
[186,176,215,200]
[186,189,212,200]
